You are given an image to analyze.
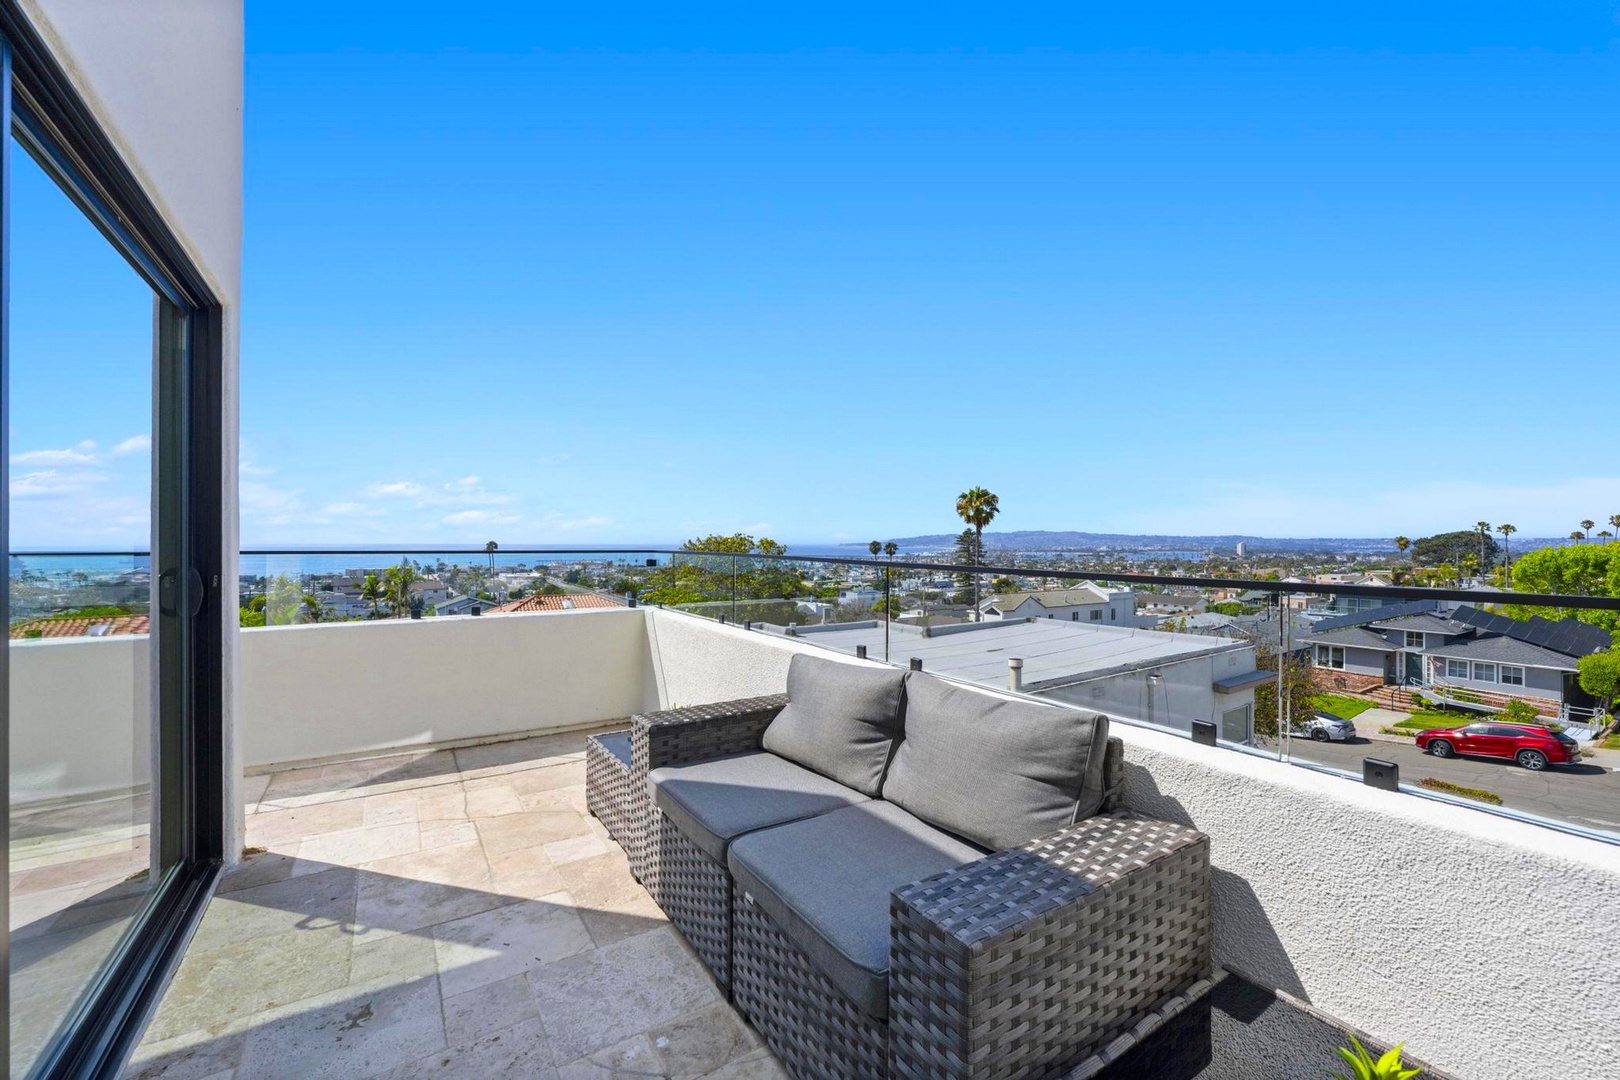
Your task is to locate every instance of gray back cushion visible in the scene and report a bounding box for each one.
[761,653,906,797]
[881,673,1110,850]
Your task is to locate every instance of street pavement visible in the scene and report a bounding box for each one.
[1283,731,1620,835]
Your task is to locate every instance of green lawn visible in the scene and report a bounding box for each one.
[1309,693,1375,720]
[1393,710,1458,731]
[1603,735,1620,751]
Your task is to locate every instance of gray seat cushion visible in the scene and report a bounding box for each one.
[650,751,870,865]
[881,673,1111,851]
[727,801,983,1019]
[760,653,906,797]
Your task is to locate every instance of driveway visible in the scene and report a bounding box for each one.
[1282,735,1620,836]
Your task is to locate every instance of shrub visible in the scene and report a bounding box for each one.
[1418,777,1502,805]
[1330,1036,1422,1080]
[1499,699,1542,725]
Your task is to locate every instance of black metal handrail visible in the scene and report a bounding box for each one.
[11,545,1620,612]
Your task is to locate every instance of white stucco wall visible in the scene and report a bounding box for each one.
[20,0,244,850]
[10,610,655,793]
[1113,723,1620,1080]
[240,610,657,769]
[9,637,151,803]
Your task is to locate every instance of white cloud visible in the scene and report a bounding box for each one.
[110,434,151,458]
[320,501,383,517]
[443,509,521,526]
[366,477,515,507]
[12,440,97,466]
[367,480,427,498]
[10,469,111,498]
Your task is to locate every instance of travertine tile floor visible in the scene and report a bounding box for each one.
[124,728,787,1079]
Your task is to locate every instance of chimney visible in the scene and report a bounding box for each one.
[1008,657,1024,692]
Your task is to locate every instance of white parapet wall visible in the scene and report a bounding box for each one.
[240,608,658,768]
[9,636,152,804]
[9,608,658,795]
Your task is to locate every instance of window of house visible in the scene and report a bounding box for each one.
[1110,609,1117,620]
[1316,645,1345,669]
[1090,610,1102,621]
[1500,665,1525,686]
[1473,662,1497,683]
[1404,631,1424,648]
[1446,658,1469,680]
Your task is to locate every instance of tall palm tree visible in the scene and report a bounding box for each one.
[1581,519,1596,542]
[1609,513,1620,539]
[485,540,498,569]
[360,572,386,619]
[386,563,419,617]
[1476,521,1491,571]
[955,487,1000,619]
[1497,523,1517,585]
[1600,531,1615,543]
[1571,531,1586,545]
[868,540,881,556]
[1394,536,1410,559]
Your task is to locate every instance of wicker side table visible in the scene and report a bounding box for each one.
[585,731,640,869]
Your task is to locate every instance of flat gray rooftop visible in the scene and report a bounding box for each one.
[780,618,1248,689]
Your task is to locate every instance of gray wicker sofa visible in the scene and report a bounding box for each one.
[601,653,1211,1080]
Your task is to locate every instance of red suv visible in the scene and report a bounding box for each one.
[1415,721,1579,771]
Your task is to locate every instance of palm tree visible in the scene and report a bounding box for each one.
[485,540,498,569]
[1476,521,1491,571]
[1610,514,1620,539]
[300,594,327,624]
[868,540,881,556]
[1581,519,1596,542]
[1394,536,1410,559]
[1497,523,1517,585]
[1570,531,1586,545]
[1600,530,1615,542]
[884,542,898,557]
[385,563,419,617]
[955,487,1000,619]
[360,572,386,618]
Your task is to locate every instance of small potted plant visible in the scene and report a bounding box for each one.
[409,594,425,620]
[1330,1036,1421,1080]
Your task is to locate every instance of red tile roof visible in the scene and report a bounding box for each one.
[491,593,623,614]
[11,615,151,640]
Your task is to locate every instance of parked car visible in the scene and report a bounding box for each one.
[1294,711,1357,742]
[1414,721,1579,771]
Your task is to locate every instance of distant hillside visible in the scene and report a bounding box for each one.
[861,530,1568,555]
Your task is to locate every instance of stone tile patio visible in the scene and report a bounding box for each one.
[123,728,787,1080]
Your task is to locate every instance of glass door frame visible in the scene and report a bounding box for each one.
[0,6,226,1077]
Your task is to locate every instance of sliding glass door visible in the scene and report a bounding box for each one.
[2,19,225,1079]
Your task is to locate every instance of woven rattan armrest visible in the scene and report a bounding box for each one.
[887,814,1211,1080]
[630,694,790,775]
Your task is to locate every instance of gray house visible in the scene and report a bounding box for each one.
[1303,603,1608,713]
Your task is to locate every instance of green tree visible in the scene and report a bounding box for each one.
[485,540,498,568]
[1497,523,1517,583]
[360,572,387,619]
[1252,638,1318,740]
[1413,529,1498,568]
[263,574,303,626]
[642,534,796,606]
[239,606,266,628]
[1501,544,1620,642]
[1577,650,1620,722]
[1581,519,1597,541]
[951,528,979,604]
[954,487,999,616]
[385,562,419,617]
[1499,698,1541,725]
[1394,535,1410,558]
[1476,520,1492,571]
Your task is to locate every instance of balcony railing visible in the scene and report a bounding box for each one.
[9,547,1620,1079]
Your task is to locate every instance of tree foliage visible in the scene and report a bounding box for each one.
[1252,638,1318,740]
[642,534,801,606]
[1412,529,1499,568]
[1578,650,1620,718]
[1502,544,1620,643]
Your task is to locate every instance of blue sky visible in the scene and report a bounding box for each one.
[11,4,1620,547]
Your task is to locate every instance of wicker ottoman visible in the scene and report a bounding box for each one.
[585,732,641,870]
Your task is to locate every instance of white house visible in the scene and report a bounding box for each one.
[980,583,1135,626]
